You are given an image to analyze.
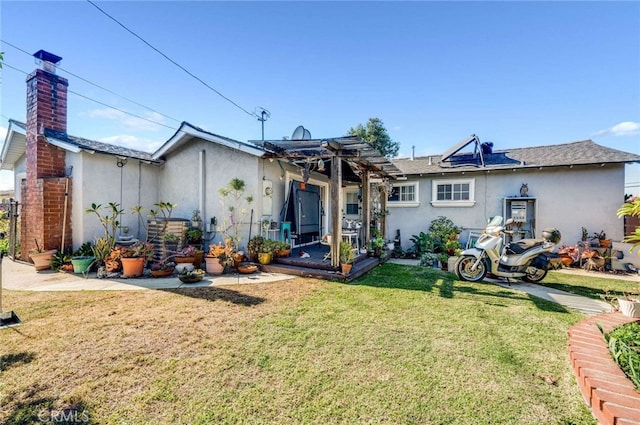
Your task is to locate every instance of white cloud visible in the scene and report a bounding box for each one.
[99,135,162,153]
[85,108,166,132]
[593,121,640,138]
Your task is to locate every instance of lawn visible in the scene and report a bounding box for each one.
[540,269,640,300]
[1,264,595,424]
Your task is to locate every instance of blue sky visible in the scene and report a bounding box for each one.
[1,1,639,193]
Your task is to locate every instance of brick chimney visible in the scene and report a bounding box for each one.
[21,50,73,260]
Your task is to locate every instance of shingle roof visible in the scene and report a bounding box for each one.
[4,120,161,164]
[393,140,640,175]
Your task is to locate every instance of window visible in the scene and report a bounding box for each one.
[388,181,419,207]
[431,178,475,207]
[345,191,359,215]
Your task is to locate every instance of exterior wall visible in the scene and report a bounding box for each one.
[157,139,261,251]
[71,152,160,248]
[387,164,627,249]
[13,155,26,203]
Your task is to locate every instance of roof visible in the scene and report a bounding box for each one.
[393,139,640,175]
[153,121,265,159]
[1,119,162,170]
[252,136,403,179]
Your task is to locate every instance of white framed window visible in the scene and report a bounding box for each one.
[344,191,359,216]
[431,178,475,207]
[388,181,419,207]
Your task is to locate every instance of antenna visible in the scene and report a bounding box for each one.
[255,107,271,141]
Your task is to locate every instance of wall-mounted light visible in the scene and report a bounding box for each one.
[317,158,325,172]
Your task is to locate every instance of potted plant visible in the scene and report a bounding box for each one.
[205,243,227,275]
[163,232,180,254]
[339,240,355,275]
[218,178,254,252]
[71,241,95,274]
[558,245,580,267]
[420,252,440,268]
[258,240,274,265]
[191,209,202,229]
[591,230,611,248]
[370,234,385,258]
[174,245,197,264]
[51,251,73,272]
[120,241,155,277]
[29,239,57,271]
[247,235,264,262]
[186,228,203,245]
[150,259,175,277]
[178,268,205,284]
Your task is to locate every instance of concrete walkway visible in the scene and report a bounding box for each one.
[387,258,632,316]
[0,258,294,291]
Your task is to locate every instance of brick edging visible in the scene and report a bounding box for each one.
[568,312,640,425]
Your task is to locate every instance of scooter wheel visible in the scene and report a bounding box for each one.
[455,255,488,282]
[522,267,547,283]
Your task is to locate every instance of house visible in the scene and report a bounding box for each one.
[387,135,640,248]
[2,49,639,269]
[0,50,398,268]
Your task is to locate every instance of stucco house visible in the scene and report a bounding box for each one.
[387,135,640,248]
[2,50,640,267]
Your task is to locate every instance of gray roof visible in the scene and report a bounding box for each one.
[393,140,640,175]
[5,120,161,164]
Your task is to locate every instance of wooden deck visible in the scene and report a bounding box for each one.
[258,243,386,282]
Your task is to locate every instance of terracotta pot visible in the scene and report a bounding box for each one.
[233,252,245,268]
[341,263,353,275]
[174,256,196,264]
[599,239,611,249]
[277,249,291,258]
[193,250,204,268]
[121,257,145,277]
[205,257,224,275]
[150,268,174,278]
[30,249,57,271]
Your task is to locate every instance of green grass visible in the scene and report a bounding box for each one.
[0,264,596,424]
[604,321,640,389]
[539,270,639,300]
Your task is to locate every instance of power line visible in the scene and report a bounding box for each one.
[85,0,258,119]
[2,62,178,131]
[1,39,181,125]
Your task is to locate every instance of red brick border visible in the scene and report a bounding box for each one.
[568,312,640,425]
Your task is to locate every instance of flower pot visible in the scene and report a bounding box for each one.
[599,239,611,249]
[258,252,272,265]
[30,249,57,271]
[233,252,245,267]
[618,298,640,317]
[277,249,291,258]
[341,263,353,275]
[120,257,145,277]
[237,263,258,274]
[151,268,174,277]
[175,263,194,274]
[174,256,196,264]
[205,257,224,275]
[193,250,204,268]
[71,256,95,274]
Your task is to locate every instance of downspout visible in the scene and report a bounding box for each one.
[199,150,205,228]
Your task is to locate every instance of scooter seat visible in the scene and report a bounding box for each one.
[505,239,545,255]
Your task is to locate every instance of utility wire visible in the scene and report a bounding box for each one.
[85,0,258,118]
[2,62,178,131]
[1,39,181,125]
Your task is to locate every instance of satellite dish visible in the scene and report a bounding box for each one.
[303,129,311,140]
[291,125,305,140]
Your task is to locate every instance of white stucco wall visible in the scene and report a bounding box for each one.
[12,154,26,203]
[158,139,263,250]
[387,164,627,249]
[70,152,160,249]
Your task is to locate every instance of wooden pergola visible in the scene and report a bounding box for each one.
[254,136,403,267]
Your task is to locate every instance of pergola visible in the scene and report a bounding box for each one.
[254,136,403,267]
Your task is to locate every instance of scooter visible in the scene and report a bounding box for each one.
[454,216,561,283]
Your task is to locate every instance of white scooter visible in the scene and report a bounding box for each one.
[454,216,561,283]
